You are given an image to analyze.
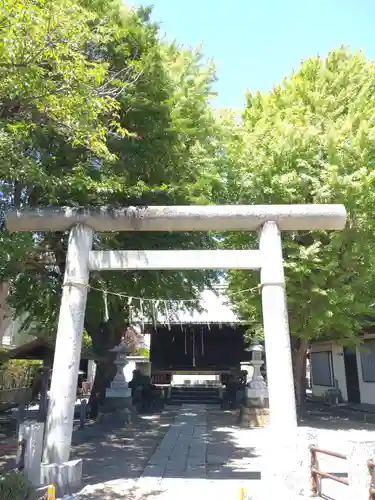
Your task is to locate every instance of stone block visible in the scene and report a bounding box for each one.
[187,455,206,466]
[40,458,82,497]
[347,440,375,498]
[165,460,186,473]
[101,395,132,412]
[148,451,170,465]
[185,465,206,478]
[19,421,45,486]
[239,406,270,427]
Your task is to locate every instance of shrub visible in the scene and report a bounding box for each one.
[0,359,42,390]
[135,347,150,358]
[0,470,30,500]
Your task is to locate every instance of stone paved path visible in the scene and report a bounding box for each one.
[76,405,260,499]
[141,404,208,482]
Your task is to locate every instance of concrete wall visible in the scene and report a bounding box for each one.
[310,342,348,402]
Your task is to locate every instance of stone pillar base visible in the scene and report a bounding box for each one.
[239,406,270,427]
[102,396,133,412]
[261,429,317,497]
[40,458,82,497]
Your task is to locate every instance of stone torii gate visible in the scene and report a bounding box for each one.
[6,204,346,487]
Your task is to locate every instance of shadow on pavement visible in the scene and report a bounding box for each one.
[71,409,176,486]
[205,408,260,481]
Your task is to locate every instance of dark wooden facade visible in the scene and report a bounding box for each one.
[150,323,250,374]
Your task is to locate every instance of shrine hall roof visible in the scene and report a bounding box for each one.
[153,286,244,325]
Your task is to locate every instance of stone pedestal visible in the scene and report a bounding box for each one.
[40,459,82,497]
[240,406,270,427]
[262,428,317,497]
[105,340,132,410]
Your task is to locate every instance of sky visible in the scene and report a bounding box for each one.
[130,0,375,110]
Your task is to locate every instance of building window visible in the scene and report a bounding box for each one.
[310,351,334,387]
[360,340,375,383]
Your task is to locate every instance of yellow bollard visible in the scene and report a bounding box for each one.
[47,484,56,500]
[239,487,245,500]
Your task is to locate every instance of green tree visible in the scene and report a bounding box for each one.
[223,47,375,404]
[0,1,223,414]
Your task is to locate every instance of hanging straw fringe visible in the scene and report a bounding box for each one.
[164,300,170,330]
[103,290,109,322]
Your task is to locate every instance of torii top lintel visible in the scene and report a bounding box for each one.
[5,204,346,233]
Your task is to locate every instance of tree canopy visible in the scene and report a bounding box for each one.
[0,1,224,356]
[223,48,375,347]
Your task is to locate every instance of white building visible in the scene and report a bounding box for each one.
[310,334,375,405]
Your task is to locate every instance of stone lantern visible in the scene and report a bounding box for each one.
[247,338,267,390]
[240,338,269,428]
[105,337,132,408]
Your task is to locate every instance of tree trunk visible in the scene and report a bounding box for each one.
[291,337,309,408]
[0,282,11,343]
[87,319,123,419]
[88,357,117,419]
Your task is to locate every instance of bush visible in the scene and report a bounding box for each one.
[0,470,30,500]
[0,359,42,390]
[135,347,150,358]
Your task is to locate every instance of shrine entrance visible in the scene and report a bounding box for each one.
[6,202,346,490]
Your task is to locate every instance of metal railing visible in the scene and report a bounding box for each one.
[367,460,375,499]
[310,445,375,499]
[310,445,348,496]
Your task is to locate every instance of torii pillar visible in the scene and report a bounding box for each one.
[5,204,346,495]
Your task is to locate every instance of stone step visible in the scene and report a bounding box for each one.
[170,393,219,401]
[171,390,219,396]
[168,399,219,405]
[169,387,221,405]
[171,393,219,398]
[171,388,220,392]
[172,384,221,392]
